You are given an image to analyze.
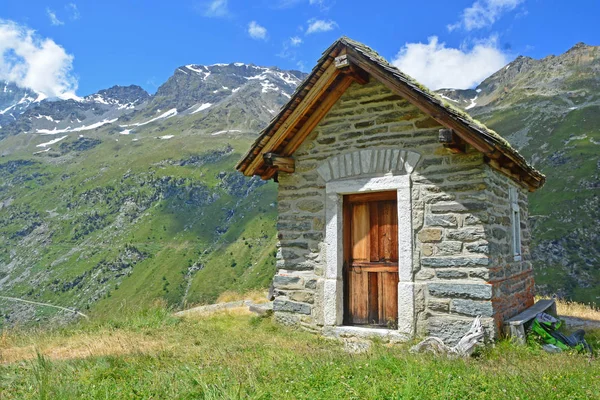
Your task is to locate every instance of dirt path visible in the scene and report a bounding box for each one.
[0,296,89,320]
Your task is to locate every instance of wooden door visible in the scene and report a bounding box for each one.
[344,191,399,327]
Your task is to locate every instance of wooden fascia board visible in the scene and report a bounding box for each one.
[345,48,543,190]
[235,42,343,175]
[282,75,355,155]
[243,61,342,176]
[263,153,295,173]
[254,76,354,180]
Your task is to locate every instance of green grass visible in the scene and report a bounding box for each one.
[1,306,599,399]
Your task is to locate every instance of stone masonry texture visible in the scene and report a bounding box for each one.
[271,79,534,345]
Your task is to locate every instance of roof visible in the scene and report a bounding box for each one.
[236,37,545,191]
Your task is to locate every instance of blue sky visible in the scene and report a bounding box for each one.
[1,0,599,98]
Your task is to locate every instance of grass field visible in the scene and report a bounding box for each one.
[1,302,599,399]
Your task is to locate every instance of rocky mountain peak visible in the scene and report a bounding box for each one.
[143,63,306,118]
[567,42,593,52]
[0,81,39,125]
[85,85,150,107]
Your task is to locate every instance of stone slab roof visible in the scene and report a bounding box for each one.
[236,37,545,191]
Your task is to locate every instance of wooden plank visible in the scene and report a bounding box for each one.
[349,264,398,273]
[343,196,352,324]
[351,261,398,268]
[260,167,278,181]
[377,272,384,324]
[390,201,398,262]
[381,272,399,325]
[503,300,557,344]
[348,270,369,324]
[343,196,352,266]
[368,272,379,325]
[282,76,354,155]
[263,153,295,173]
[379,201,397,262]
[351,203,370,262]
[369,202,379,262]
[246,62,341,175]
[335,54,350,69]
[347,67,370,85]
[505,299,557,325]
[347,191,397,203]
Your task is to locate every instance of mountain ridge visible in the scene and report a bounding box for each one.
[0,43,598,328]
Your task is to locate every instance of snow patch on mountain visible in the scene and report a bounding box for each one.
[36,118,118,135]
[465,96,478,110]
[210,129,241,136]
[260,81,279,93]
[186,65,211,80]
[192,103,213,114]
[37,135,68,148]
[34,115,59,122]
[121,108,177,127]
[33,147,52,154]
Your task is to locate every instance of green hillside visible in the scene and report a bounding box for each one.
[0,120,278,329]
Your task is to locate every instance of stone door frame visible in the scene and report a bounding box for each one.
[318,149,421,338]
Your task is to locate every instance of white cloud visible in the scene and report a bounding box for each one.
[392,36,508,90]
[248,21,267,40]
[306,19,338,34]
[276,0,302,7]
[449,0,525,31]
[202,0,229,17]
[46,8,64,26]
[276,0,334,9]
[309,0,335,10]
[0,20,78,99]
[277,37,301,61]
[66,3,80,20]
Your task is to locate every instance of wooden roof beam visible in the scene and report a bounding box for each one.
[263,153,295,173]
[439,128,466,154]
[243,61,342,176]
[335,54,369,85]
[283,75,354,155]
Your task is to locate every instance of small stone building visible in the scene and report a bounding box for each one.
[236,37,545,344]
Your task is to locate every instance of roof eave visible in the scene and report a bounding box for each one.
[236,36,546,192]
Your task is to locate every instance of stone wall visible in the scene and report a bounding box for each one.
[485,169,534,331]
[271,79,533,343]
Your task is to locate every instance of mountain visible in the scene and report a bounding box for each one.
[0,44,598,328]
[0,81,40,128]
[0,63,305,328]
[438,42,600,303]
[0,84,150,139]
